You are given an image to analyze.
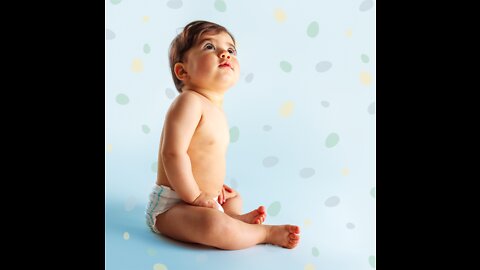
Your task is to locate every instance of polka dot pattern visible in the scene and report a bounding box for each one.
[368,255,375,268]
[304,263,315,270]
[263,156,279,167]
[312,247,319,257]
[274,8,287,22]
[143,44,151,54]
[245,73,254,83]
[279,101,294,117]
[267,201,281,216]
[166,0,182,9]
[315,61,332,72]
[142,125,151,134]
[325,133,340,148]
[307,22,319,38]
[153,264,168,270]
[300,168,315,178]
[106,29,115,40]
[131,59,144,73]
[361,54,370,63]
[368,102,375,115]
[324,196,340,207]
[214,0,226,12]
[280,61,292,73]
[230,126,239,143]
[165,88,176,99]
[151,161,158,172]
[263,125,272,131]
[116,94,129,105]
[360,72,372,86]
[360,0,374,12]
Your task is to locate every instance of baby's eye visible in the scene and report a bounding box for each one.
[228,48,237,55]
[204,43,215,50]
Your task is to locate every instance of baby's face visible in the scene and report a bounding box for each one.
[182,31,240,91]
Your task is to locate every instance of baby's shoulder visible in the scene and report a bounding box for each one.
[175,91,204,105]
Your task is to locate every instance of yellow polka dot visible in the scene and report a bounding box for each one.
[304,219,312,227]
[279,101,294,117]
[153,263,168,270]
[123,232,130,240]
[131,59,144,73]
[341,167,350,176]
[360,71,372,86]
[345,29,352,38]
[143,16,150,22]
[106,144,112,153]
[274,8,287,23]
[305,263,315,270]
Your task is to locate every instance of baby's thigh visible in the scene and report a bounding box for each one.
[155,204,226,242]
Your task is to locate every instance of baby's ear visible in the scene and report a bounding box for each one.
[174,63,188,81]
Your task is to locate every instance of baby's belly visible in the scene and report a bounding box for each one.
[190,153,225,195]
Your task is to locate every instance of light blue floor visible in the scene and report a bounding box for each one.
[106,183,375,270]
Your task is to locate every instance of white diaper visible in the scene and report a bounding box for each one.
[145,184,224,233]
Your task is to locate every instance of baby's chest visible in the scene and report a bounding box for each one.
[194,112,230,146]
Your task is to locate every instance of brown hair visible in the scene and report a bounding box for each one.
[169,20,236,92]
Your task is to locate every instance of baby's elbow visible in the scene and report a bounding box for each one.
[161,149,184,161]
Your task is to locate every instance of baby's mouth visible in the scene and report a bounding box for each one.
[218,62,232,69]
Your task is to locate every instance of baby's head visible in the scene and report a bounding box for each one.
[169,20,238,93]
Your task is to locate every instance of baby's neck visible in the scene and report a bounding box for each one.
[184,89,224,109]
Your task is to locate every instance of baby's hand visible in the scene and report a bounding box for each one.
[218,184,237,205]
[191,192,218,209]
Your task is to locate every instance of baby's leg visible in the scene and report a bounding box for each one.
[155,203,299,250]
[222,192,266,224]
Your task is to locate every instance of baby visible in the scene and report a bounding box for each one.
[145,20,300,250]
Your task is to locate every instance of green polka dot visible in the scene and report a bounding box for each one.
[214,0,226,12]
[116,94,129,105]
[142,125,151,134]
[368,255,375,268]
[153,263,168,270]
[312,247,319,257]
[280,61,292,73]
[151,161,157,173]
[147,248,157,256]
[361,54,370,63]
[143,44,151,54]
[370,187,375,198]
[325,133,339,148]
[307,21,319,38]
[230,126,239,143]
[267,201,281,216]
[110,0,122,4]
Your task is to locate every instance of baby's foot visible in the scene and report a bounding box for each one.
[266,225,300,249]
[234,206,266,224]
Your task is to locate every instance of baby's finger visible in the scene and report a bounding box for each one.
[218,191,224,204]
[224,184,233,192]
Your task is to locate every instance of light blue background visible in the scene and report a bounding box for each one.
[106,0,375,269]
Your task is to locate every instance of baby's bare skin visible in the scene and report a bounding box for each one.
[153,28,300,249]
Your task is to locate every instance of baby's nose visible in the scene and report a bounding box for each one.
[220,51,231,59]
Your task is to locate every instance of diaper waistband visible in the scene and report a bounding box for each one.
[152,184,181,199]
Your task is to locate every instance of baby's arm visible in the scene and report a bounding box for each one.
[161,93,217,208]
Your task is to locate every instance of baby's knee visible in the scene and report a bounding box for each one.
[202,211,232,236]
